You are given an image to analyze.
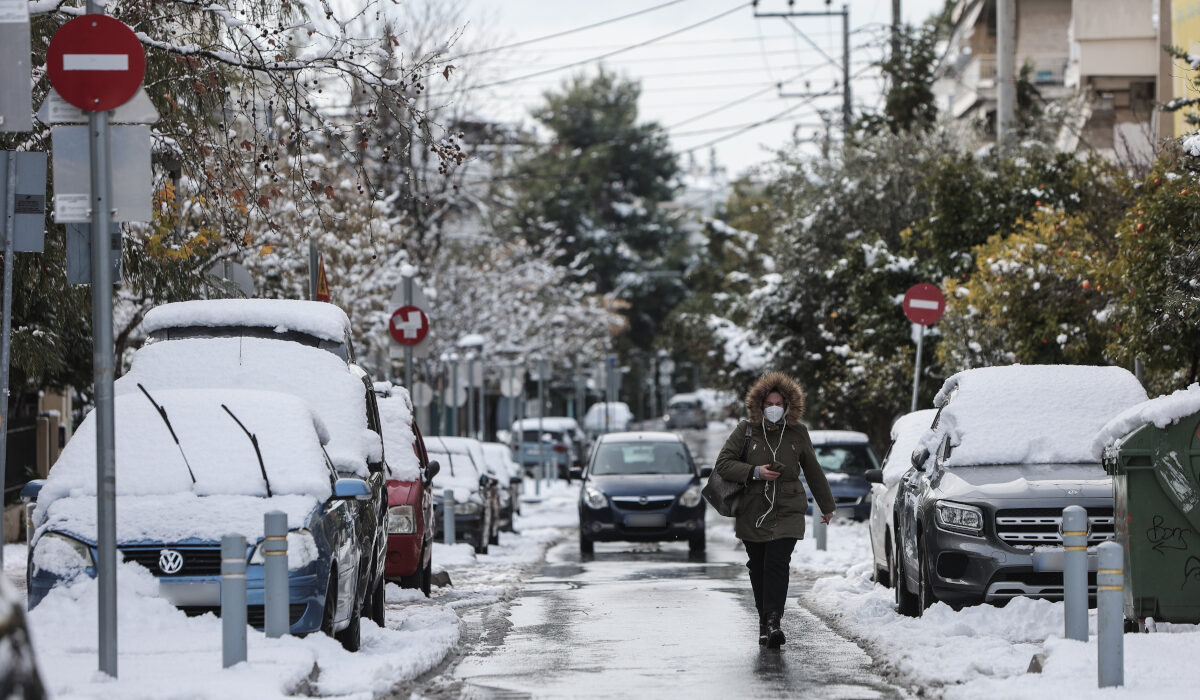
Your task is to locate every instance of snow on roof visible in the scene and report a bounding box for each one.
[376,386,422,482]
[117,337,381,475]
[512,417,581,433]
[143,299,351,343]
[425,444,482,503]
[881,409,938,487]
[433,437,487,473]
[931,365,1147,467]
[582,403,633,431]
[1092,383,1200,458]
[599,431,680,442]
[809,430,870,445]
[36,389,332,539]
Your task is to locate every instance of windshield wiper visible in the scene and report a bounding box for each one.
[137,383,196,485]
[222,404,272,497]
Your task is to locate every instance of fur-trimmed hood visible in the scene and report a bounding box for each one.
[745,371,806,425]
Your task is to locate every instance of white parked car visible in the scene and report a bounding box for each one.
[482,441,524,530]
[583,402,633,435]
[426,436,501,554]
[865,409,937,588]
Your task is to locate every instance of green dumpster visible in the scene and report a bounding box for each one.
[1103,416,1200,624]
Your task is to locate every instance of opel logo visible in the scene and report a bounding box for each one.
[639,496,648,505]
[158,549,184,574]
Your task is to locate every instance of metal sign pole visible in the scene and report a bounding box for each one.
[910,323,923,413]
[537,358,546,489]
[0,152,16,562]
[403,275,413,389]
[308,239,318,300]
[85,1,118,678]
[478,359,486,441]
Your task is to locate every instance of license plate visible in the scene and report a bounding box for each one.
[159,580,220,605]
[624,513,667,528]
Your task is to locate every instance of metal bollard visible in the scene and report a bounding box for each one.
[443,488,456,545]
[814,512,827,551]
[1062,505,1088,642]
[221,534,247,667]
[1097,541,1124,688]
[263,511,289,639]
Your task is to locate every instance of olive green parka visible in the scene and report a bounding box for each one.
[714,372,836,542]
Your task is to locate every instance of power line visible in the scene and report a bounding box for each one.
[434,1,755,96]
[666,65,828,129]
[448,0,692,60]
[496,32,841,53]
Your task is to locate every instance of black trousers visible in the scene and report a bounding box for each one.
[744,538,797,621]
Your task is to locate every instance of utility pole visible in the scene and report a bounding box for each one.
[996,0,1017,146]
[754,3,853,132]
[892,0,902,63]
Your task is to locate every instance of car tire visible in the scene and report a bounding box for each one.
[320,570,338,638]
[366,572,385,628]
[894,541,919,617]
[688,532,706,553]
[400,543,426,591]
[474,520,489,555]
[335,588,362,652]
[878,537,892,589]
[420,554,432,597]
[579,534,594,555]
[917,537,937,614]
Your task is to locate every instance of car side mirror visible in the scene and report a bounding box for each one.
[425,460,441,483]
[700,466,713,478]
[864,468,883,484]
[20,479,44,503]
[911,447,930,472]
[332,477,372,500]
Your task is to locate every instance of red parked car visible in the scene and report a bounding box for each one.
[375,383,439,596]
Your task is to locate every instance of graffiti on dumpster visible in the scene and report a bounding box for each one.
[1158,451,1200,514]
[1147,515,1192,555]
[1184,556,1200,590]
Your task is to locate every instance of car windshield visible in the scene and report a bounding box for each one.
[813,445,879,475]
[591,442,690,476]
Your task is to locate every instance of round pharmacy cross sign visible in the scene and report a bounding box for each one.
[389,306,429,345]
[903,283,946,326]
[47,15,146,111]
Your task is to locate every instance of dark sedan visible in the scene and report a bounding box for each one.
[577,432,709,554]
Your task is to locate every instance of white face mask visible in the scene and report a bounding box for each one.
[764,405,785,424]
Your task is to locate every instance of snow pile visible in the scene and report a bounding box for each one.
[118,337,381,475]
[1092,383,1200,458]
[881,409,938,486]
[931,365,1147,466]
[375,386,423,481]
[143,299,351,343]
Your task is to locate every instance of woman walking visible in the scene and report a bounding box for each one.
[715,371,836,649]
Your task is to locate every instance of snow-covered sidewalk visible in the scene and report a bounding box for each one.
[793,521,1200,699]
[3,481,578,699]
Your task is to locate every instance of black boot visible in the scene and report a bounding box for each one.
[765,612,785,649]
[758,617,769,646]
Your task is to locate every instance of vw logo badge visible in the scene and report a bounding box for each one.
[639,496,648,505]
[158,549,184,574]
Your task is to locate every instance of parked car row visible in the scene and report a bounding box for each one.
[21,300,453,652]
[864,365,1149,616]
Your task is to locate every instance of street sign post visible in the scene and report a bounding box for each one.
[903,283,947,412]
[0,1,33,133]
[46,4,148,678]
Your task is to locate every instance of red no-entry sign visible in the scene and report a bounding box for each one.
[903,283,946,325]
[389,306,429,346]
[47,15,146,112]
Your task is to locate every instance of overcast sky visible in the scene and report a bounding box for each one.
[447,0,947,179]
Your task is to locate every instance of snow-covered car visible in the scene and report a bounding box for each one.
[26,390,376,651]
[510,417,587,478]
[482,441,524,531]
[578,431,709,555]
[119,300,390,631]
[892,365,1148,616]
[374,382,439,596]
[583,402,633,436]
[0,576,44,699]
[802,430,881,522]
[663,393,706,430]
[864,409,938,588]
[426,436,501,554]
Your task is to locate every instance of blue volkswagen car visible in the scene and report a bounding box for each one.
[25,390,377,651]
[577,431,709,554]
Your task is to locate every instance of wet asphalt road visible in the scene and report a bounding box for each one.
[416,426,903,699]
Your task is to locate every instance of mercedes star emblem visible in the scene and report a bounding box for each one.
[158,549,184,574]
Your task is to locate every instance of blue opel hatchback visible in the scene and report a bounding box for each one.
[26,389,375,651]
[577,432,709,554]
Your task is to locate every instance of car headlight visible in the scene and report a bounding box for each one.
[583,486,607,509]
[454,501,481,515]
[32,531,94,576]
[935,501,983,535]
[679,484,702,508]
[387,505,416,534]
[249,529,317,570]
